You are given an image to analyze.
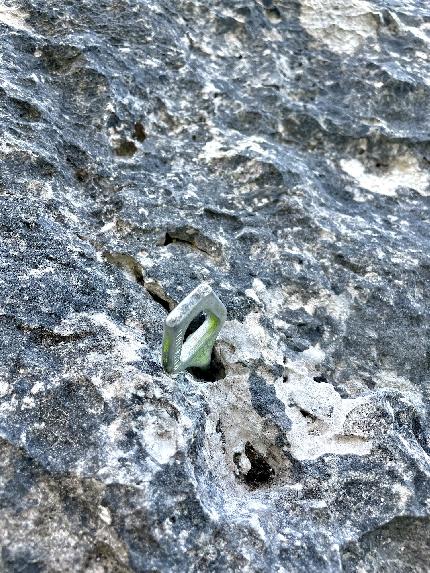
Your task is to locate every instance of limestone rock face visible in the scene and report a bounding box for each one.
[1,0,429,571]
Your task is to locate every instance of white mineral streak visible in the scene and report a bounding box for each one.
[276,346,373,460]
[341,155,430,197]
[0,380,10,397]
[0,2,31,32]
[373,369,424,410]
[202,365,267,488]
[89,312,142,364]
[199,132,272,163]
[283,286,354,324]
[221,312,283,366]
[300,0,377,55]
[29,266,54,278]
[388,11,430,47]
[98,505,112,525]
[141,413,184,465]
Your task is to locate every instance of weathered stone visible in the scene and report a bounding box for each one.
[0,0,429,571]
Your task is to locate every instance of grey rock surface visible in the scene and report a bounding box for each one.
[0,0,430,571]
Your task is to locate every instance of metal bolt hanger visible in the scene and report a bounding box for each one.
[162,283,226,374]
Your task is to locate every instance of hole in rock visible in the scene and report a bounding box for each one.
[189,348,226,381]
[266,6,282,23]
[160,228,224,261]
[163,232,174,246]
[313,375,327,383]
[133,122,146,142]
[243,442,275,489]
[75,168,89,182]
[114,139,137,157]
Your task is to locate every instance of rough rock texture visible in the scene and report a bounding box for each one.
[1,0,430,571]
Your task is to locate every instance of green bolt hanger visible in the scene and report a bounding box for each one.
[162,283,227,374]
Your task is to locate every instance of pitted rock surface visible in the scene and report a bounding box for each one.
[1,1,430,571]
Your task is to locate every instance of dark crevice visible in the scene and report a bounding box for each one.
[299,408,317,422]
[243,442,275,489]
[216,418,226,453]
[16,324,90,347]
[283,356,289,383]
[144,285,172,312]
[133,122,146,142]
[333,252,366,275]
[163,232,174,246]
[162,232,213,257]
[103,251,144,283]
[11,97,42,122]
[189,348,226,382]
[411,416,430,455]
[160,227,224,261]
[103,251,175,311]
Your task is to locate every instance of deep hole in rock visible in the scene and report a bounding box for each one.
[189,348,226,382]
[160,228,223,261]
[313,375,327,383]
[243,442,275,489]
[163,232,174,246]
[162,231,196,250]
[75,168,89,182]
